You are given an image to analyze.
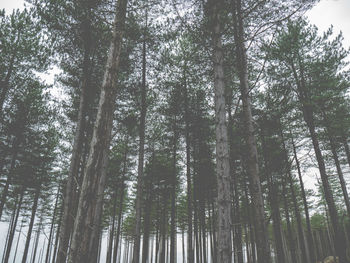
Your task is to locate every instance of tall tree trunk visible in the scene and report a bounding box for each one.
[280,128,310,263]
[132,7,148,263]
[291,60,348,263]
[106,191,118,263]
[142,150,155,263]
[260,130,285,263]
[113,145,127,263]
[207,0,233,261]
[56,12,93,262]
[22,187,40,263]
[67,0,128,261]
[4,189,24,263]
[321,109,350,217]
[227,88,244,263]
[52,202,63,263]
[183,64,194,263]
[0,137,21,219]
[170,115,178,263]
[243,181,257,263]
[281,182,297,263]
[232,0,271,261]
[45,185,60,263]
[290,132,315,262]
[12,218,24,263]
[31,216,43,263]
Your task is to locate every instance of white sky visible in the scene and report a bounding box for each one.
[1,0,349,47]
[307,0,350,49]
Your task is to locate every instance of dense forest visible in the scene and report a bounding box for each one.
[0,0,350,262]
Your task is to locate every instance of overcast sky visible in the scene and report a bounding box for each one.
[2,0,350,50]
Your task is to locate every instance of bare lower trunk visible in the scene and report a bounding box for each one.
[132,8,148,263]
[260,130,285,263]
[22,187,40,263]
[170,116,177,263]
[4,190,24,263]
[45,185,61,263]
[113,144,127,263]
[208,0,232,261]
[56,45,91,263]
[106,192,118,263]
[322,110,350,217]
[67,0,128,262]
[183,66,194,263]
[291,61,347,263]
[232,0,270,261]
[280,127,310,263]
[0,138,21,220]
[290,133,315,262]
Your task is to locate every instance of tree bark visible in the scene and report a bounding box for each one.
[183,64,194,263]
[291,60,348,263]
[142,150,155,263]
[132,7,148,263]
[232,0,271,261]
[45,185,60,263]
[106,191,118,263]
[170,113,178,263]
[4,189,24,263]
[290,132,315,262]
[0,136,22,219]
[113,144,127,263]
[56,37,92,263]
[208,0,233,261]
[31,216,43,263]
[22,187,40,263]
[321,109,350,217]
[260,129,285,263]
[67,0,128,261]
[280,127,310,263]
[281,181,297,263]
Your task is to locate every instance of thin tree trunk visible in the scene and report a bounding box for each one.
[4,189,24,263]
[132,7,148,263]
[22,187,40,263]
[67,1,128,261]
[56,11,93,261]
[113,142,128,263]
[0,137,21,220]
[321,109,350,217]
[183,63,194,263]
[52,203,63,263]
[31,216,43,263]
[291,60,347,262]
[170,114,177,263]
[45,185,60,263]
[12,219,24,263]
[281,181,297,263]
[280,128,310,263]
[107,192,118,263]
[260,130,285,263]
[232,0,271,261]
[142,150,155,263]
[290,132,315,262]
